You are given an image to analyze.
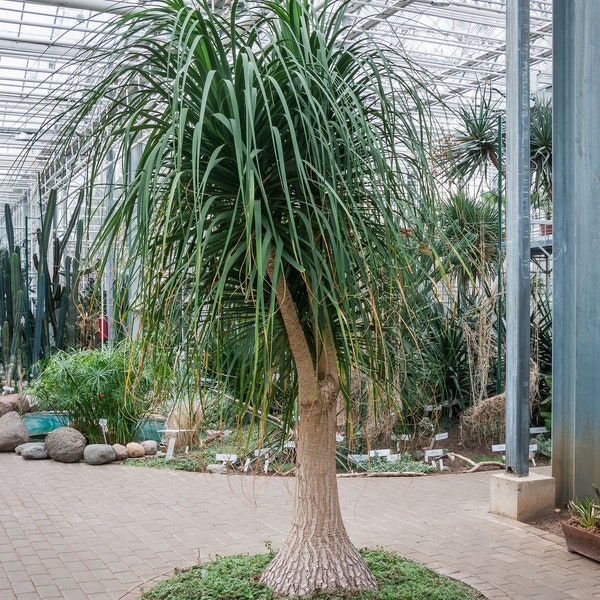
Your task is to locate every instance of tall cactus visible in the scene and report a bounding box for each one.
[7,289,25,386]
[1,321,9,371]
[1,249,13,329]
[0,250,6,327]
[4,204,14,256]
[32,272,45,369]
[0,190,85,381]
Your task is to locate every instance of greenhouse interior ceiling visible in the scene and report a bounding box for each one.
[0,0,552,209]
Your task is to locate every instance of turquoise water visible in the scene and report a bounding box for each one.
[22,411,70,436]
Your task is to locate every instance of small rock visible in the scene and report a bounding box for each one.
[141,440,158,455]
[112,444,128,460]
[0,411,29,451]
[20,443,48,460]
[45,427,86,463]
[15,443,28,455]
[84,444,116,465]
[126,442,145,458]
[206,463,227,474]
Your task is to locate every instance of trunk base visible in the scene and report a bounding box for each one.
[260,535,378,597]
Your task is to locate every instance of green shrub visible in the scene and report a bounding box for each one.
[536,434,551,459]
[27,343,155,444]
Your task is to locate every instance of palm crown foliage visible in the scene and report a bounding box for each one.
[44,0,436,426]
[529,97,552,213]
[439,192,499,295]
[444,83,502,181]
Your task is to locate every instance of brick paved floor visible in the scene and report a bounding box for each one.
[1,454,599,599]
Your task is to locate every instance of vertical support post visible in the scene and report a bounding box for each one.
[504,0,530,476]
[24,215,32,371]
[553,1,600,503]
[496,115,503,395]
[105,150,115,345]
[126,139,142,339]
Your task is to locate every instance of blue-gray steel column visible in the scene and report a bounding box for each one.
[105,149,115,345]
[553,1,600,503]
[504,0,530,476]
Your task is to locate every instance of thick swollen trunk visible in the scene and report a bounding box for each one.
[260,378,378,597]
[263,258,377,596]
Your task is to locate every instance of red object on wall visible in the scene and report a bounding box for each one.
[98,316,108,341]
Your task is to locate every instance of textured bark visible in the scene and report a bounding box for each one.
[262,260,378,596]
[260,385,378,596]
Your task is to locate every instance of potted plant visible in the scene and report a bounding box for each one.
[562,488,600,562]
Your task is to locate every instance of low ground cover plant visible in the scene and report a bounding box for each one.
[141,549,481,600]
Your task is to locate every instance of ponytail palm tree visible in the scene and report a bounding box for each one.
[44,0,435,595]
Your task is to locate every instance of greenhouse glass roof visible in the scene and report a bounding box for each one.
[0,0,552,204]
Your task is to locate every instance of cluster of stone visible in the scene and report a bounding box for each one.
[0,408,159,465]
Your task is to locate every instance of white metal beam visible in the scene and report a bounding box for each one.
[19,0,139,15]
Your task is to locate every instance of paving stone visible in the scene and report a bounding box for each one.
[0,455,599,599]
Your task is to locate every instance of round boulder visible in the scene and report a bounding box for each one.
[112,443,128,461]
[141,440,158,456]
[0,395,18,417]
[45,427,86,463]
[0,411,29,451]
[126,442,145,458]
[20,442,48,460]
[0,393,30,415]
[84,444,116,465]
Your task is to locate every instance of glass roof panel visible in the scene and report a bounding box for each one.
[0,0,552,204]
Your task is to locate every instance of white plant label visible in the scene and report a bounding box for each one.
[165,436,176,461]
[529,427,547,434]
[215,453,237,463]
[425,449,444,460]
[348,454,368,462]
[369,449,391,457]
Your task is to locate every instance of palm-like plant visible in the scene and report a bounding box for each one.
[446,91,553,217]
[530,97,553,216]
[41,0,435,595]
[439,192,499,296]
[444,83,502,181]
